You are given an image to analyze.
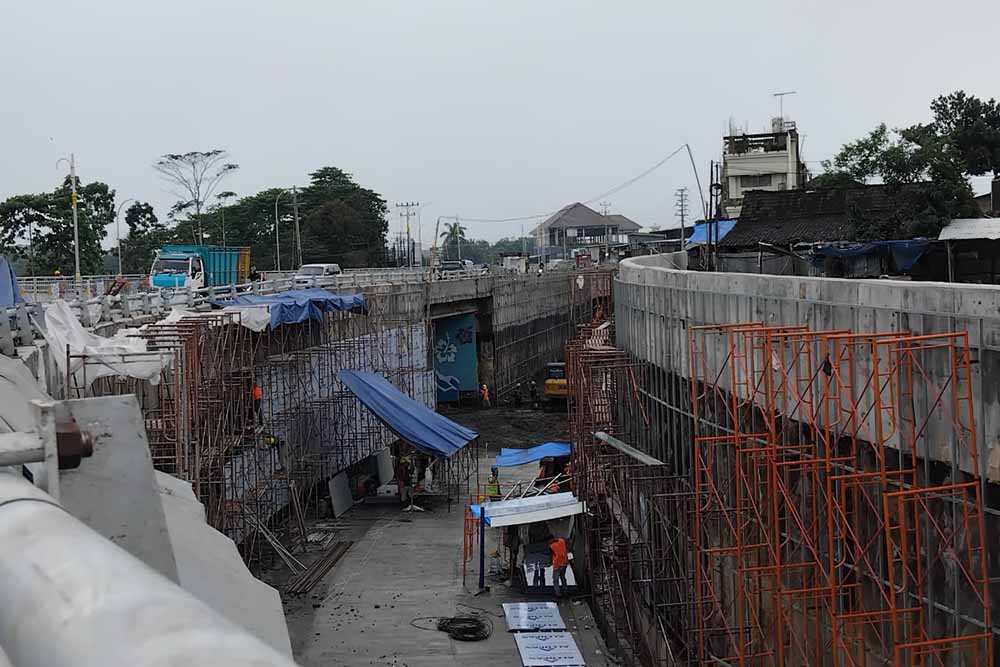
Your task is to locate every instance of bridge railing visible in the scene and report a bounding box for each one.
[1,266,492,356]
[19,275,148,303]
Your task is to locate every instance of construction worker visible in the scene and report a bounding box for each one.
[548,534,570,598]
[512,382,523,408]
[480,383,491,409]
[251,382,263,425]
[529,381,539,409]
[486,465,500,500]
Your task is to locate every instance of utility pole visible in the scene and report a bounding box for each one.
[274,190,287,272]
[395,202,419,267]
[675,187,689,252]
[114,198,135,276]
[57,154,81,284]
[599,200,612,263]
[292,186,302,268]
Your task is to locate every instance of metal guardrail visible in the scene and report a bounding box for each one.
[19,275,148,303]
[1,266,493,356]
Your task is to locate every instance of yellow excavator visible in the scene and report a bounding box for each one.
[543,362,567,404]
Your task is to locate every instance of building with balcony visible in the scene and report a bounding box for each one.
[721,117,809,218]
[532,203,640,259]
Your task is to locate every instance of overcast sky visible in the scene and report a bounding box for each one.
[2,1,999,248]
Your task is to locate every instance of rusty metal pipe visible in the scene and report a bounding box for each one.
[0,473,298,667]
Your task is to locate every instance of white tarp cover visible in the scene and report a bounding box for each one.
[159,305,272,332]
[513,632,586,666]
[502,602,566,631]
[482,492,584,528]
[43,300,171,387]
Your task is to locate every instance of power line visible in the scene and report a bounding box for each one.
[456,143,697,223]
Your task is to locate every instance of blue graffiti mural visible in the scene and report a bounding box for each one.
[434,313,477,402]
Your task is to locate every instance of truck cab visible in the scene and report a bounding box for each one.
[150,252,204,290]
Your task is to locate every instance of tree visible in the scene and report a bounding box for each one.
[440,221,467,259]
[120,202,167,274]
[923,91,1000,177]
[819,92,991,240]
[153,151,239,240]
[300,200,382,267]
[0,176,112,275]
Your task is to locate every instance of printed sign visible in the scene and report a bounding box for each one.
[502,602,566,631]
[513,632,586,666]
[433,313,477,402]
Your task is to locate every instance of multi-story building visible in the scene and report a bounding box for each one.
[721,117,809,218]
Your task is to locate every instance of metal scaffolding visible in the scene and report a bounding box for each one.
[686,322,992,666]
[68,284,434,572]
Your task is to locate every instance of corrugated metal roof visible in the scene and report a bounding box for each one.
[938,218,1000,240]
[721,185,919,248]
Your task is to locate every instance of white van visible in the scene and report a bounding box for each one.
[294,263,342,285]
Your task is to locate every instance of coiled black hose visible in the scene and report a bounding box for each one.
[410,614,493,641]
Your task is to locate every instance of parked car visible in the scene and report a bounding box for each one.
[293,263,342,285]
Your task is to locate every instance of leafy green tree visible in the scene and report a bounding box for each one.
[819,91,994,240]
[0,176,112,275]
[120,202,168,274]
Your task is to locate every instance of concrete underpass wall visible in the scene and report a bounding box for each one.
[615,253,1000,657]
[491,273,571,398]
[617,253,1000,482]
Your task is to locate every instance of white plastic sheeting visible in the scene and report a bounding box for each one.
[42,300,171,387]
[158,305,272,332]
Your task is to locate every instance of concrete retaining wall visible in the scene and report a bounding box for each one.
[616,252,1000,481]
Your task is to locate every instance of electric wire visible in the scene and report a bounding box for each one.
[455,143,698,223]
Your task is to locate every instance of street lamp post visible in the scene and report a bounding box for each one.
[56,154,81,284]
[274,190,287,272]
[114,199,134,276]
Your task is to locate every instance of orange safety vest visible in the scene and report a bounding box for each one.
[481,386,490,401]
[549,538,569,568]
[252,385,262,400]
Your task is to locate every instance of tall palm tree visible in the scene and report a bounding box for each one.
[440,221,467,259]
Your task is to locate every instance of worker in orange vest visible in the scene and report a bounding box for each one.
[480,384,491,409]
[251,382,263,425]
[549,535,570,597]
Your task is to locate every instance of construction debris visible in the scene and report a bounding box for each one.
[285,541,353,595]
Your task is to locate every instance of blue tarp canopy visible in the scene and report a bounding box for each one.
[338,370,478,458]
[811,240,931,271]
[494,442,571,468]
[213,288,365,328]
[0,256,23,307]
[685,219,737,247]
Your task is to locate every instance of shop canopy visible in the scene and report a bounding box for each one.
[494,442,571,468]
[472,492,584,528]
[213,289,365,329]
[337,370,477,458]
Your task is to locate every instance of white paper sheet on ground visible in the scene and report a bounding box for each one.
[43,300,171,387]
[513,632,585,666]
[329,471,353,517]
[502,602,566,631]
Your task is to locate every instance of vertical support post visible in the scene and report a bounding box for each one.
[478,507,486,591]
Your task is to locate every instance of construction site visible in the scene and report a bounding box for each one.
[3,256,1000,667]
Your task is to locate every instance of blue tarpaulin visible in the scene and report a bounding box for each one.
[0,257,22,307]
[213,288,365,328]
[337,370,478,458]
[685,219,737,247]
[494,442,571,467]
[811,240,931,271]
